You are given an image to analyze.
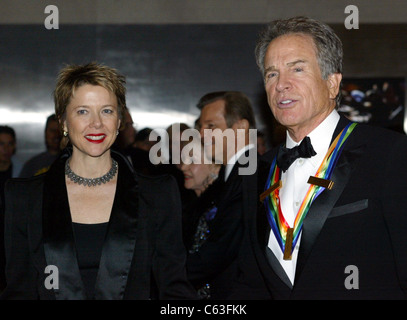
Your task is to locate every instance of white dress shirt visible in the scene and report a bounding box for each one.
[267,110,340,285]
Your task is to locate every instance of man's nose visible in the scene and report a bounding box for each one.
[275,73,292,92]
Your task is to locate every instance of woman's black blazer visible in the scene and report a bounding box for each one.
[1,150,197,300]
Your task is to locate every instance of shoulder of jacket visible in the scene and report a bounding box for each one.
[6,174,45,189]
[136,171,175,183]
[4,175,45,208]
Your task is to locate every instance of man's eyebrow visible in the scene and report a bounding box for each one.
[264,66,276,73]
[287,59,307,67]
[263,66,276,77]
[264,59,307,75]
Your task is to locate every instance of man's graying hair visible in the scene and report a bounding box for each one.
[254,16,343,105]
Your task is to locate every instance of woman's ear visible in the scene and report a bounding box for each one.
[63,119,68,133]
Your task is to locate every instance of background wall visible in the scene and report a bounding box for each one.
[2,0,407,24]
[1,0,406,164]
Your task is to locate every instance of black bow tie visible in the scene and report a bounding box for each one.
[276,136,317,172]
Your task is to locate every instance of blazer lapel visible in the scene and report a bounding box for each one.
[94,152,139,300]
[294,117,365,282]
[43,151,139,300]
[42,153,86,300]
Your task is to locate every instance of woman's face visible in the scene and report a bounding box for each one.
[0,133,15,164]
[63,84,121,159]
[180,144,218,194]
[181,161,214,194]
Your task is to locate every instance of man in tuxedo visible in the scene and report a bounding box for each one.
[186,91,257,299]
[235,16,407,299]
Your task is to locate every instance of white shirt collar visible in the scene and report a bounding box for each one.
[285,110,340,168]
[224,143,255,181]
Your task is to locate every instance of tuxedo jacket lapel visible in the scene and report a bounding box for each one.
[294,116,365,282]
[94,155,139,299]
[256,116,365,290]
[42,153,86,299]
[256,151,294,289]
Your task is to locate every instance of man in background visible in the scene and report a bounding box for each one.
[186,91,257,299]
[19,114,62,178]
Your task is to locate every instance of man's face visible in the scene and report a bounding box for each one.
[199,99,243,164]
[263,33,341,141]
[45,120,62,154]
[199,100,228,164]
[0,133,15,164]
[120,110,136,148]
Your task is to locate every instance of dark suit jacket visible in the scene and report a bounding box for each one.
[236,116,407,299]
[186,149,256,299]
[1,150,197,300]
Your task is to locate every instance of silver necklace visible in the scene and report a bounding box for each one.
[65,158,118,187]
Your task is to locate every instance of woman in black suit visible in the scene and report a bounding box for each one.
[1,62,196,300]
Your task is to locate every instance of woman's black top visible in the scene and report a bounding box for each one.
[72,222,108,299]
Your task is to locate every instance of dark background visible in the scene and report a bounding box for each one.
[1,23,406,164]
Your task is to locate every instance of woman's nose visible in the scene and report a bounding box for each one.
[90,112,102,128]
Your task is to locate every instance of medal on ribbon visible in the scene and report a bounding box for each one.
[263,122,357,260]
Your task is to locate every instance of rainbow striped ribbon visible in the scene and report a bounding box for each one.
[264,122,357,256]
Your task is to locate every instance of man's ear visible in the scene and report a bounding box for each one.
[327,73,342,100]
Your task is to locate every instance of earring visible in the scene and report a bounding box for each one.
[63,131,68,137]
[116,130,119,136]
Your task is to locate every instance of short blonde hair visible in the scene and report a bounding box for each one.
[53,62,127,133]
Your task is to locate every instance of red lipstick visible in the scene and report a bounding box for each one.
[85,134,106,144]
